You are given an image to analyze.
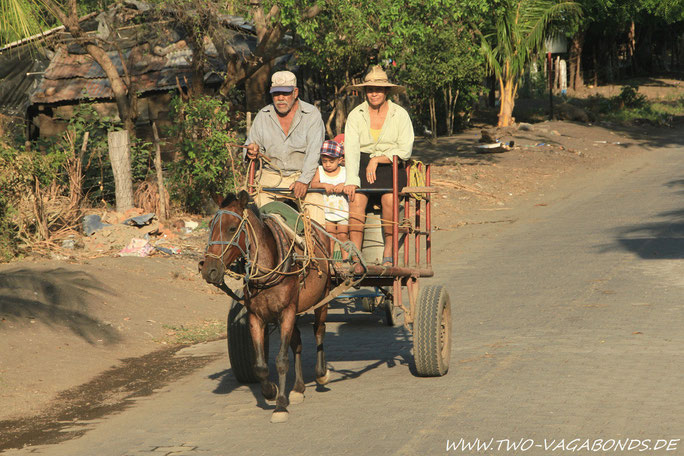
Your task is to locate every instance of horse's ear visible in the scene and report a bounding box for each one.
[237,190,250,208]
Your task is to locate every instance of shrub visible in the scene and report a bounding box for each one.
[167,95,245,213]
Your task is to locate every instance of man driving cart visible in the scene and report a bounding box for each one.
[244,70,326,225]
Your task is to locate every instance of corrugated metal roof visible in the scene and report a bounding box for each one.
[31,39,226,103]
[31,68,225,103]
[43,47,168,80]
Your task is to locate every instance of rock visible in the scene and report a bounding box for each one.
[82,214,111,236]
[556,103,590,123]
[479,129,498,143]
[518,122,534,131]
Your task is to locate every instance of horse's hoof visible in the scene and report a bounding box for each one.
[263,384,277,402]
[270,411,289,423]
[289,391,305,405]
[315,369,330,385]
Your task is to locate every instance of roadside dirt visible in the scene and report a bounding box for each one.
[1,80,683,449]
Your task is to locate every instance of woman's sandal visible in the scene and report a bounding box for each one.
[381,256,394,267]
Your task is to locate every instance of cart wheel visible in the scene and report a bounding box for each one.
[413,285,451,377]
[227,299,269,383]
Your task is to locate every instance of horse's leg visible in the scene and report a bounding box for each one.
[271,305,296,423]
[248,312,276,401]
[314,305,330,385]
[288,323,305,405]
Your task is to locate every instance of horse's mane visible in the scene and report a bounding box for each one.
[219,193,261,218]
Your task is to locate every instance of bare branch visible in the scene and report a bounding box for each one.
[265,5,280,23]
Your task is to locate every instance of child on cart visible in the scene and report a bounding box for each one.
[310,140,349,259]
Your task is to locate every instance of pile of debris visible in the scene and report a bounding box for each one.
[56,208,205,259]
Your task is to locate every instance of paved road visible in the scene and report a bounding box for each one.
[5,144,684,456]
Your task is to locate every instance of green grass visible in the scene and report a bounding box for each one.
[588,87,684,127]
[160,319,227,345]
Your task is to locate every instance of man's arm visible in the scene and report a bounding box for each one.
[244,112,264,160]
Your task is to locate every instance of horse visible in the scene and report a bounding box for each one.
[199,190,332,423]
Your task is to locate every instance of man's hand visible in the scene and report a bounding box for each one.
[343,184,358,202]
[290,181,309,199]
[246,143,259,160]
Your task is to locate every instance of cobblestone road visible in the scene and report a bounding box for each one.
[4,146,684,456]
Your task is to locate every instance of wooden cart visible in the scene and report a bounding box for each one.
[227,158,451,381]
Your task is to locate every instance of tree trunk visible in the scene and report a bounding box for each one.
[628,20,637,75]
[246,60,273,112]
[569,30,584,91]
[152,122,169,221]
[553,55,560,90]
[443,85,459,135]
[592,45,599,86]
[497,77,516,127]
[428,97,437,139]
[443,87,452,135]
[108,130,134,212]
[39,0,137,213]
[189,37,206,98]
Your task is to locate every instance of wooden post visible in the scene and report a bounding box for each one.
[107,130,134,212]
[152,121,169,221]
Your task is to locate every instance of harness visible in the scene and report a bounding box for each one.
[206,205,366,314]
[205,208,306,301]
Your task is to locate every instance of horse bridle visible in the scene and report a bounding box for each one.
[206,208,251,275]
[205,208,293,293]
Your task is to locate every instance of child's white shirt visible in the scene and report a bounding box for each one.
[318,165,349,223]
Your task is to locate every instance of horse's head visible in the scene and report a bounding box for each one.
[199,190,251,285]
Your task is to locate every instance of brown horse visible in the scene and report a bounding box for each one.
[200,190,331,423]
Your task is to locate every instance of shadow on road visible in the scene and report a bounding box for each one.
[0,267,120,344]
[209,308,414,405]
[607,179,684,259]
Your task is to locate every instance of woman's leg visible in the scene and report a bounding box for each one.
[347,193,368,271]
[348,193,368,252]
[381,193,395,265]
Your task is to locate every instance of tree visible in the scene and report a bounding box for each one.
[207,0,323,109]
[1,0,139,211]
[478,0,581,127]
[295,0,488,136]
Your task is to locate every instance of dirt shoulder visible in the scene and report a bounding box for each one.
[1,116,683,425]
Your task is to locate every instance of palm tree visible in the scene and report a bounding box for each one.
[480,0,582,127]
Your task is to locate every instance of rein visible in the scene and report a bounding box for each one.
[206,207,312,299]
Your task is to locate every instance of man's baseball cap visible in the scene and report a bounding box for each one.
[320,140,343,158]
[270,71,297,94]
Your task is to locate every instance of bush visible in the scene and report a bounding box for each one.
[617,85,647,109]
[40,105,154,207]
[167,95,245,213]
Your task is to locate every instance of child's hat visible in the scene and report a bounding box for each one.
[320,140,343,158]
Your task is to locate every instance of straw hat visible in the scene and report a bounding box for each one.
[349,66,405,94]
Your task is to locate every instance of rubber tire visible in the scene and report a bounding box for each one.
[413,285,451,377]
[227,300,268,383]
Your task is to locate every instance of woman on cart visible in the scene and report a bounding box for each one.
[343,65,414,271]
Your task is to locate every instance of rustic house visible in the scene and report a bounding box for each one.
[0,2,257,143]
